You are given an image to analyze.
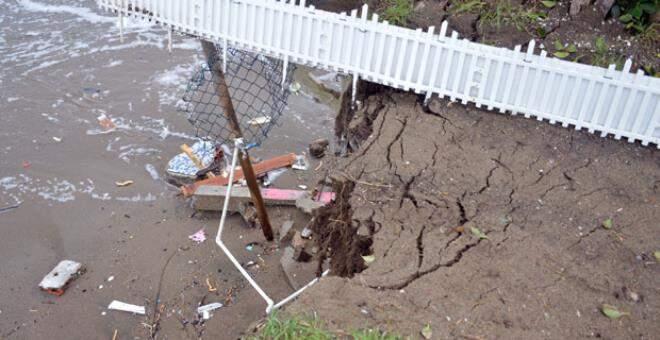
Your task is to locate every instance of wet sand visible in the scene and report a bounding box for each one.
[1,1,337,338]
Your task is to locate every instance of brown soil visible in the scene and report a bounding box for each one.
[287,89,659,338]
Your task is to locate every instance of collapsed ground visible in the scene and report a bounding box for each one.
[279,88,659,338]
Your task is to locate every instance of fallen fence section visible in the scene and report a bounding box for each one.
[97,0,660,148]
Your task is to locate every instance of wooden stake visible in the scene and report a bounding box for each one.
[200,40,274,241]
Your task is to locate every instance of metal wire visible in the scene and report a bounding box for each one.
[180,45,295,147]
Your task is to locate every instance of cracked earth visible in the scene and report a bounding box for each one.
[287,90,659,339]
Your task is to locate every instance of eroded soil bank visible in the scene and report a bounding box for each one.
[287,90,659,339]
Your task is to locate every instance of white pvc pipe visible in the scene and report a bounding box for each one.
[215,139,274,311]
[215,138,330,314]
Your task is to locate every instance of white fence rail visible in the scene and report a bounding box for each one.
[97,0,660,147]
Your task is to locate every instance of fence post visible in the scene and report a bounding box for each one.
[200,39,274,241]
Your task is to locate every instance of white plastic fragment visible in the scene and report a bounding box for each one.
[108,300,146,315]
[292,155,309,171]
[39,260,83,291]
[197,302,223,320]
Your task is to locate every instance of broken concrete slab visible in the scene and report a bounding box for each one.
[39,260,84,296]
[279,220,295,243]
[295,195,326,214]
[280,246,299,290]
[193,186,335,212]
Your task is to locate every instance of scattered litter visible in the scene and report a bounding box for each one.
[292,155,309,171]
[301,227,312,239]
[39,260,84,296]
[145,164,160,180]
[309,138,329,158]
[314,161,323,171]
[97,114,116,132]
[421,324,433,340]
[298,185,308,190]
[247,116,272,126]
[52,137,62,143]
[197,302,223,320]
[362,255,376,264]
[99,285,104,289]
[167,141,215,178]
[115,180,134,187]
[22,161,31,169]
[188,229,207,244]
[601,304,629,319]
[108,300,146,315]
[470,226,489,240]
[289,82,302,94]
[602,218,613,229]
[245,244,254,252]
[107,276,115,282]
[206,278,217,292]
[263,168,287,187]
[112,329,118,340]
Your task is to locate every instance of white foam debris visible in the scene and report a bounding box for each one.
[18,0,115,24]
[39,260,83,290]
[107,301,145,315]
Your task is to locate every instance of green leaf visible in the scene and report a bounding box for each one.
[602,218,613,229]
[619,13,633,23]
[654,251,660,261]
[541,0,556,8]
[566,44,577,53]
[602,304,629,319]
[421,324,432,339]
[362,255,376,264]
[553,40,564,50]
[595,37,607,52]
[470,226,489,240]
[554,51,569,58]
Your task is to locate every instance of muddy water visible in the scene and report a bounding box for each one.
[0,1,338,338]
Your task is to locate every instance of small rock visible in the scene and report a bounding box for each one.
[309,138,329,158]
[279,220,295,243]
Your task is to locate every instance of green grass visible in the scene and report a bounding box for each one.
[448,0,546,32]
[251,314,403,340]
[480,1,546,31]
[380,0,414,26]
[449,0,487,15]
[590,36,624,68]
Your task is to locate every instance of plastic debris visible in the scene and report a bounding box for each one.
[39,260,84,296]
[167,141,215,178]
[97,114,116,132]
[188,229,207,244]
[247,116,272,126]
[22,161,31,169]
[108,300,146,315]
[52,137,62,142]
[263,168,287,187]
[145,164,160,180]
[292,155,309,171]
[115,180,133,187]
[197,302,223,320]
[298,184,308,190]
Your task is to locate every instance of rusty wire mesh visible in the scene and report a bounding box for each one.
[180,45,295,147]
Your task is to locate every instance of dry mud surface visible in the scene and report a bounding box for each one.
[289,91,660,339]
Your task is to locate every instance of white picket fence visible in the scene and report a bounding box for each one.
[97,0,660,147]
